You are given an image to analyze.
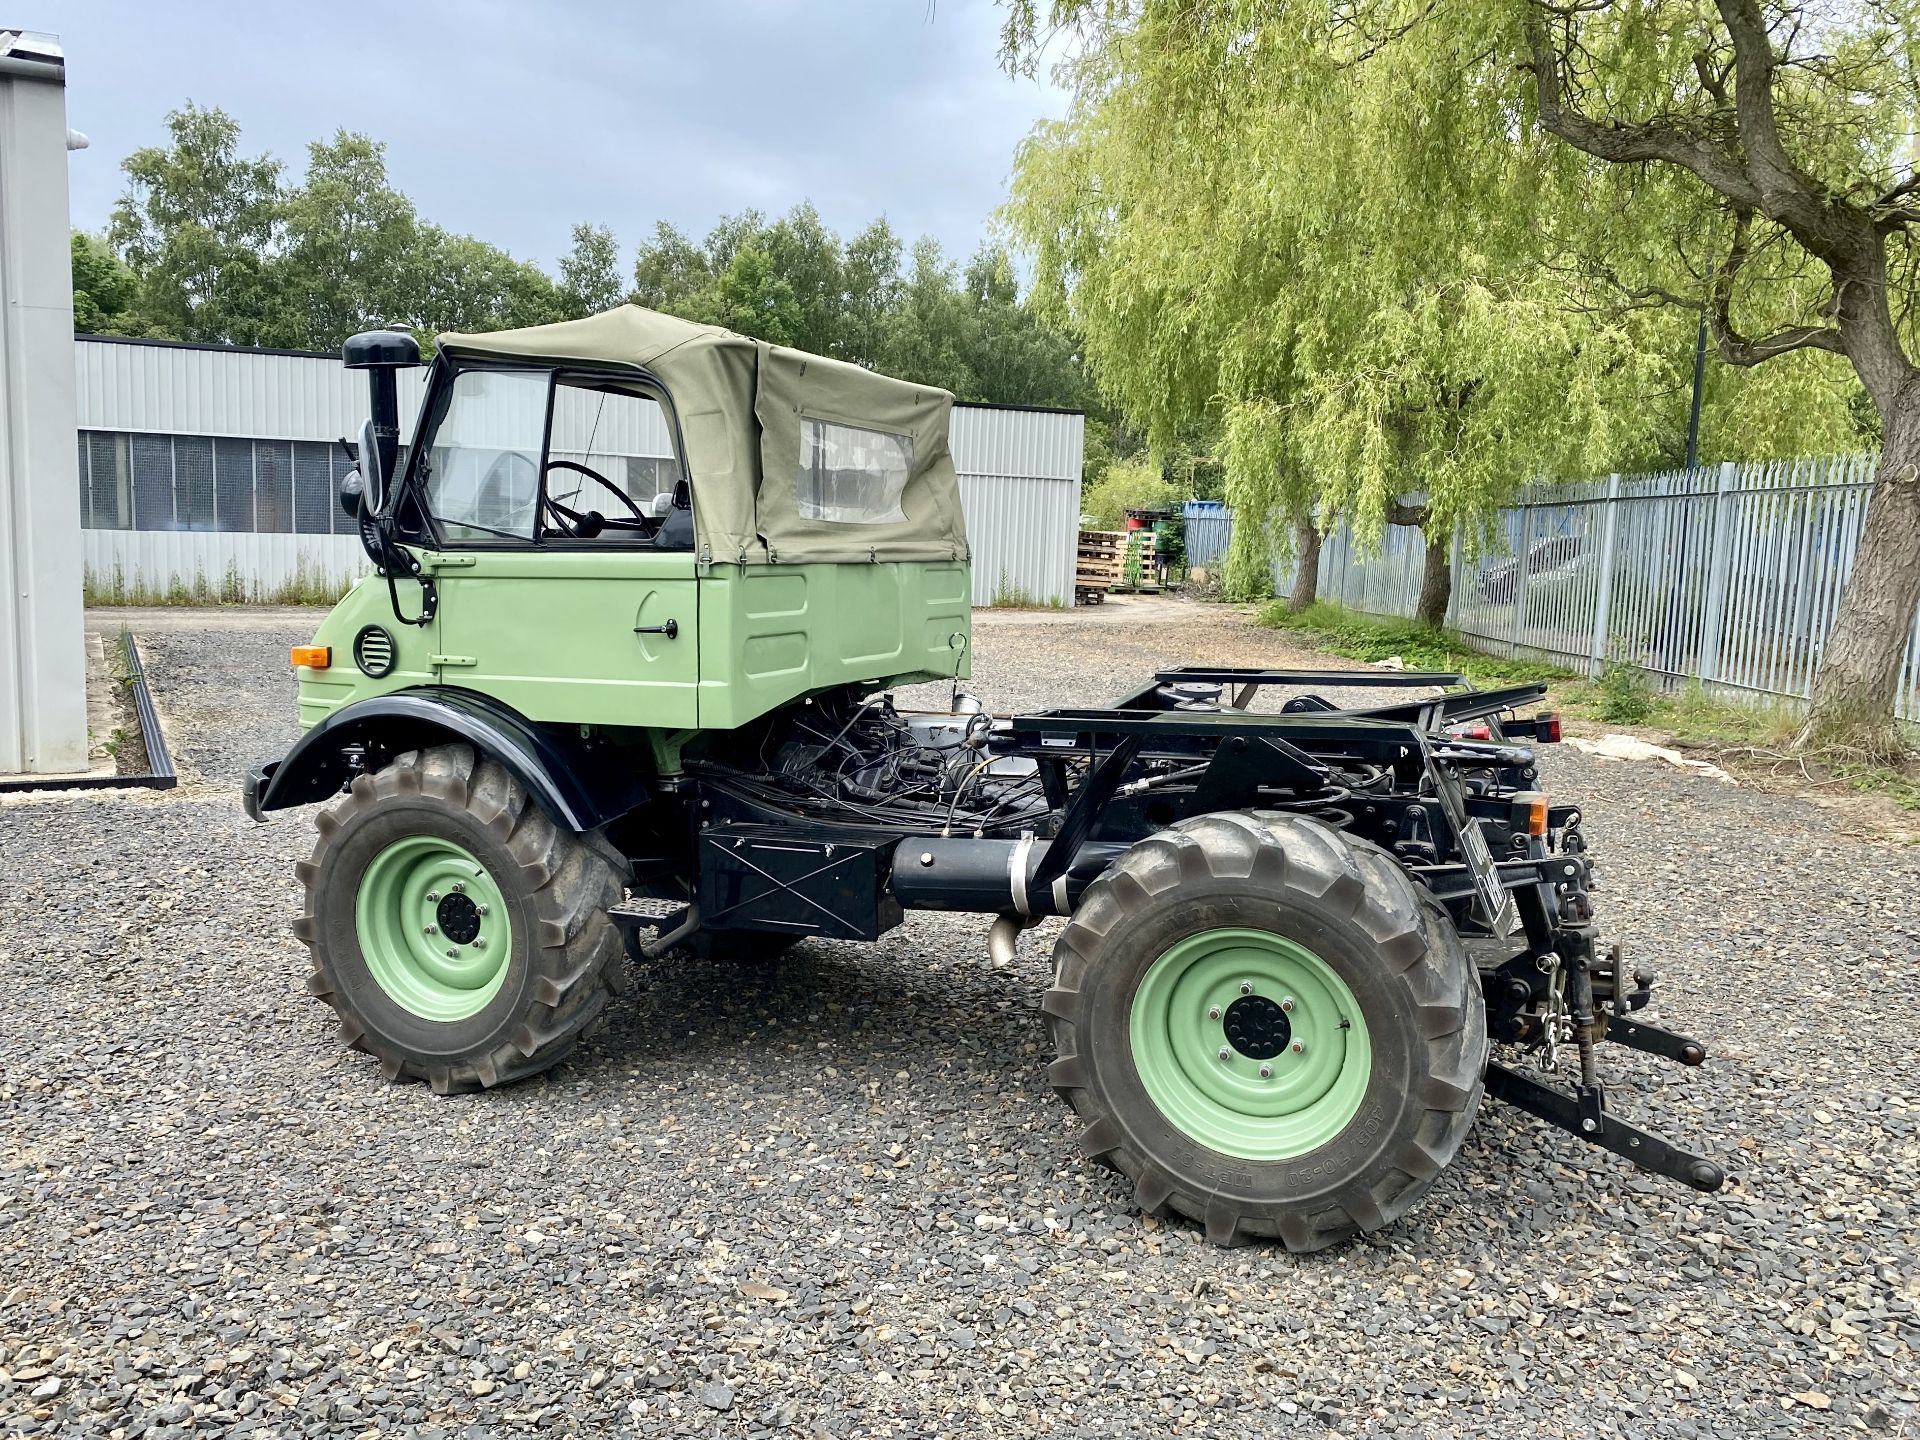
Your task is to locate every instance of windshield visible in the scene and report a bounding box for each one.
[419,369,547,542]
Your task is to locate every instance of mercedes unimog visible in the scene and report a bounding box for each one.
[244,307,1724,1250]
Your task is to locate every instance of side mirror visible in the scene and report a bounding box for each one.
[337,464,366,519]
[357,417,387,517]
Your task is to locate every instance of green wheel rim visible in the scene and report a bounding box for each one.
[1128,928,1372,1161]
[354,836,512,1021]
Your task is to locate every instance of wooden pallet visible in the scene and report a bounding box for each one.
[1075,529,1129,602]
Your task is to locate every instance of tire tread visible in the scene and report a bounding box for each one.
[295,744,625,1093]
[1044,811,1487,1252]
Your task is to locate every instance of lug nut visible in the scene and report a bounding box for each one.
[426,891,440,903]
[1207,1006,1221,1021]
[423,924,437,936]
[1217,1047,1232,1062]
[1280,996,1295,1013]
[1239,980,1254,996]
[451,881,467,894]
[476,904,489,917]
[1258,1064,1273,1079]
[472,936,486,950]
[446,949,459,959]
[1290,1040,1305,1055]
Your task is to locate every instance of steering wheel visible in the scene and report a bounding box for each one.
[542,458,652,540]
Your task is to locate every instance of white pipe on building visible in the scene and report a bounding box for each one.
[0,32,87,774]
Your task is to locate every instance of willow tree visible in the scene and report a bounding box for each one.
[1005,0,1915,752]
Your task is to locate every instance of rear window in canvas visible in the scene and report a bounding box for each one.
[795,418,912,525]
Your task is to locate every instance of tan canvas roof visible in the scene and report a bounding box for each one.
[436,306,969,566]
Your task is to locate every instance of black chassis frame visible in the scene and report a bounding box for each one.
[664,665,1726,1196]
[247,663,1726,1197]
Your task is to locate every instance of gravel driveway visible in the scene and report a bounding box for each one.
[2,599,1915,1437]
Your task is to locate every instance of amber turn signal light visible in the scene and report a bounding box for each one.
[1510,791,1549,838]
[291,645,331,670]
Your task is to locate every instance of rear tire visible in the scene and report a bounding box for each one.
[294,744,627,1093]
[1043,810,1486,1250]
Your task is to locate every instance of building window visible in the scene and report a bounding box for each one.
[175,436,216,531]
[83,432,131,530]
[255,440,294,533]
[214,438,254,532]
[75,427,657,536]
[131,434,176,529]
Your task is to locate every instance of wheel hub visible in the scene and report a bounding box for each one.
[1128,928,1372,1161]
[354,836,511,1021]
[1223,993,1290,1059]
[436,891,482,945]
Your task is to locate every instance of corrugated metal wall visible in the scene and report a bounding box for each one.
[950,404,1084,605]
[1182,501,1232,570]
[76,338,431,440]
[82,530,369,602]
[74,339,1084,606]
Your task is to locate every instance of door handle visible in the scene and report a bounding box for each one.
[633,619,679,640]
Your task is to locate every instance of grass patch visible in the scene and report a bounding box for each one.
[987,575,1067,610]
[85,558,352,607]
[1255,601,1573,685]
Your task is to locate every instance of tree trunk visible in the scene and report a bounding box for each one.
[1288,519,1321,610]
[1415,528,1452,629]
[1803,396,1920,757]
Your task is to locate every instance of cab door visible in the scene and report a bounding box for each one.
[428,550,698,728]
[411,365,700,728]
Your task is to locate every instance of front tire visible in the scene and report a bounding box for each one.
[1043,811,1486,1250]
[293,744,626,1093]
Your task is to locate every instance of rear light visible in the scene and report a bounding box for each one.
[291,645,331,670]
[1536,711,1561,743]
[1511,791,1549,837]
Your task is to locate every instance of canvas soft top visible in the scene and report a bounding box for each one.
[436,305,970,567]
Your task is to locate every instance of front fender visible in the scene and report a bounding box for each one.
[245,687,649,832]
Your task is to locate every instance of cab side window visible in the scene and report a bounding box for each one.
[546,381,686,543]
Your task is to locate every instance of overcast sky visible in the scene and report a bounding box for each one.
[47,0,1070,272]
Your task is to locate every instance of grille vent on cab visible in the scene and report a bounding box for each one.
[353,625,396,678]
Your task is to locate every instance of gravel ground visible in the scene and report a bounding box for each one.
[2,598,1915,1437]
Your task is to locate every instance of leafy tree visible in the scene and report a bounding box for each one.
[707,243,804,345]
[880,238,975,393]
[108,102,282,344]
[762,202,848,357]
[1002,1,1914,751]
[631,220,712,314]
[626,206,1093,412]
[401,225,566,338]
[960,245,1089,408]
[275,131,418,348]
[70,232,149,335]
[1081,457,1176,528]
[842,217,906,368]
[558,222,626,318]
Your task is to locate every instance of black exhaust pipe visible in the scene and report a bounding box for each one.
[890,836,1128,917]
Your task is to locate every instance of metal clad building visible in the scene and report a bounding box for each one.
[73,336,1084,606]
[948,404,1085,606]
